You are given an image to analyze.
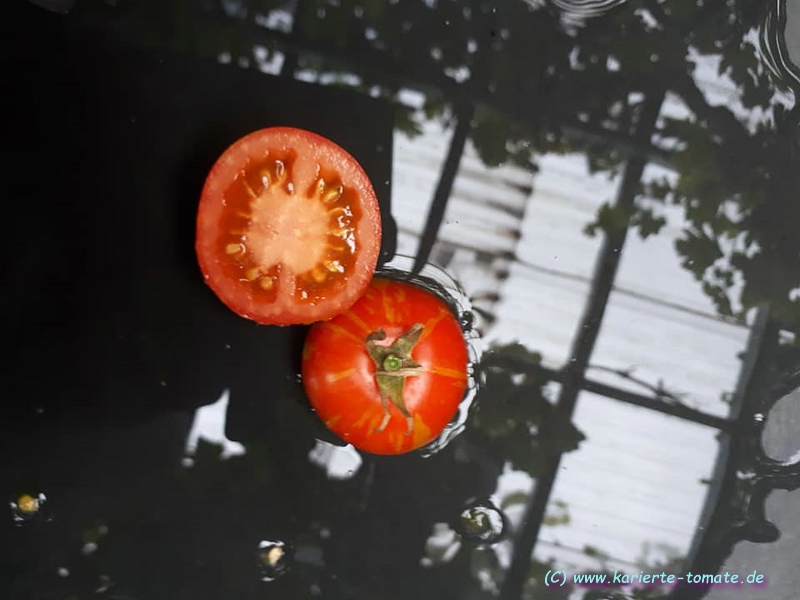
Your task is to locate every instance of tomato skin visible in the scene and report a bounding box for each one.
[301,278,469,455]
[196,127,382,326]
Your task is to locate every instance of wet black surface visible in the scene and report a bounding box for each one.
[3,1,800,599]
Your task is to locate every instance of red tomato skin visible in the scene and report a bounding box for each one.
[195,127,382,326]
[301,278,469,455]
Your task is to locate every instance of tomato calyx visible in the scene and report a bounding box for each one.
[365,323,425,434]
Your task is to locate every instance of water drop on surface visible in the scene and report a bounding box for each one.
[10,492,48,524]
[453,500,507,545]
[257,540,293,581]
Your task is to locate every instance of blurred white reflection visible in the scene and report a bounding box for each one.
[183,389,245,463]
[307,440,362,479]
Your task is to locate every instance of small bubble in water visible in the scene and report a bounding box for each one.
[453,501,507,545]
[257,540,293,581]
[10,492,48,524]
[753,413,765,424]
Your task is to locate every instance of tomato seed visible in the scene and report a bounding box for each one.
[258,168,271,185]
[323,185,343,204]
[273,159,285,182]
[324,259,343,273]
[259,277,275,290]
[313,177,327,197]
[225,243,244,255]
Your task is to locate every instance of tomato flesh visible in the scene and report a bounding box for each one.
[196,127,381,325]
[301,278,469,455]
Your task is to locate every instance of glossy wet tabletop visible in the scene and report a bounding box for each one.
[3,2,800,599]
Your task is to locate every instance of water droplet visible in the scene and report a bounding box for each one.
[257,540,293,581]
[758,1,800,90]
[82,541,99,556]
[453,501,507,545]
[754,412,766,424]
[459,310,474,332]
[549,0,629,27]
[10,492,49,524]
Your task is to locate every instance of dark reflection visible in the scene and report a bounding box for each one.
[471,343,585,475]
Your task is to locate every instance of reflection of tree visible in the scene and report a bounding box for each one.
[568,2,799,330]
[75,0,800,329]
[45,2,800,597]
[415,342,586,597]
[470,343,585,476]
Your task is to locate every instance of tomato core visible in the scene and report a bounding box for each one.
[216,154,361,304]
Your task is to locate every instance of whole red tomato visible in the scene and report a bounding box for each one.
[301,278,469,455]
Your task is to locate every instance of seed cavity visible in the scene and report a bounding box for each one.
[259,277,275,290]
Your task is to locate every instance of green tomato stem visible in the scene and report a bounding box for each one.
[365,323,425,434]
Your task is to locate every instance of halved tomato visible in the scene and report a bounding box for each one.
[195,127,382,325]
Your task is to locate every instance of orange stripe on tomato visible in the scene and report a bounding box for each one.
[325,367,356,383]
[339,310,373,338]
[418,308,453,342]
[325,321,368,345]
[428,365,468,381]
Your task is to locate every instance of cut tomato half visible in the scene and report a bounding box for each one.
[195,127,382,325]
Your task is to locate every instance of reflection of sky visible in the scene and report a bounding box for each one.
[789,0,800,64]
[214,10,799,582]
[184,389,245,463]
[391,101,748,573]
